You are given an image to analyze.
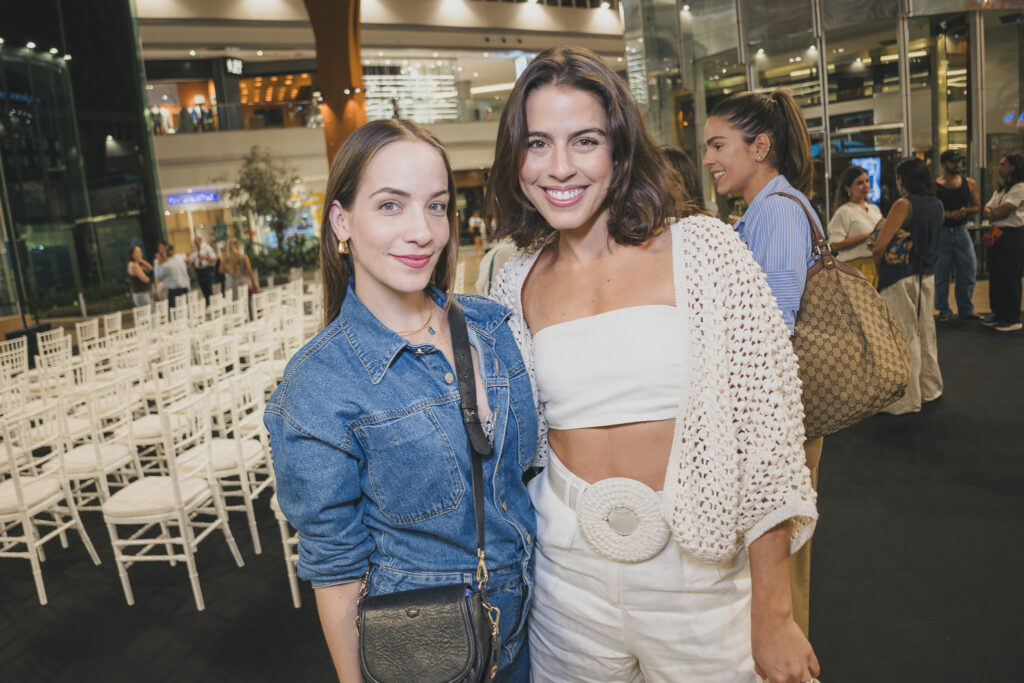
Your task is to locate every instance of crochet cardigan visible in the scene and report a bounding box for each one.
[491,214,818,564]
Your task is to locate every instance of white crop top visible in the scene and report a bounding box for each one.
[532,305,685,430]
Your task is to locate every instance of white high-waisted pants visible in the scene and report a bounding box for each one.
[528,452,758,683]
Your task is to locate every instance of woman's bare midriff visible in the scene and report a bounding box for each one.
[548,418,675,491]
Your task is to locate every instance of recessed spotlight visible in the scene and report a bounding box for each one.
[855,57,863,64]
[377,51,383,56]
[722,68,727,73]
[256,50,263,56]
[682,4,691,10]
[436,60,442,66]
[473,72,479,78]
[189,49,196,56]
[757,48,766,56]
[26,41,36,49]
[0,38,5,46]
[617,57,623,62]
[354,87,360,94]
[483,52,489,58]
[48,47,58,55]
[343,88,350,95]
[432,52,438,58]
[106,135,113,141]
[63,54,71,61]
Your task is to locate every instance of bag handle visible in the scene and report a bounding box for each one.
[770,191,830,259]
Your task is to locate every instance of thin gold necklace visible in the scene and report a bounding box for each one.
[397,306,436,336]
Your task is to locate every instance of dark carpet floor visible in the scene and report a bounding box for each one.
[1,320,1020,682]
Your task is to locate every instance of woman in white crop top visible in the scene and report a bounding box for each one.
[486,47,819,683]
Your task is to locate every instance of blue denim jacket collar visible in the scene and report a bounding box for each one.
[338,282,510,385]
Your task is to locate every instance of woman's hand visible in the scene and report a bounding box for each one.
[752,612,820,683]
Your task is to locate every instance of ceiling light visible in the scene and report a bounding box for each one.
[0,38,5,46]
[26,41,36,49]
[722,68,727,73]
[49,47,58,54]
[432,52,438,58]
[343,88,350,95]
[600,2,610,8]
[617,57,623,62]
[189,49,196,56]
[682,4,691,10]
[354,87,360,93]
[756,48,765,56]
[63,54,71,60]
[256,50,264,56]
[106,135,113,141]
[473,72,479,77]
[377,51,383,56]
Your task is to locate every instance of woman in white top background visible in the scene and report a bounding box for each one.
[487,47,818,683]
[827,165,882,288]
[981,153,1024,332]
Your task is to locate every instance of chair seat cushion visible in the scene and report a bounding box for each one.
[208,438,264,470]
[65,443,134,476]
[131,413,186,441]
[102,477,208,518]
[0,475,62,515]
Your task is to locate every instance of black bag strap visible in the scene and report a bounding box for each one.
[447,298,492,562]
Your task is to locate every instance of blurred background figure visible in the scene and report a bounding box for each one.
[154,241,191,308]
[981,154,1024,332]
[189,235,218,305]
[828,165,882,288]
[126,245,153,308]
[662,146,708,215]
[219,237,259,300]
[934,150,980,322]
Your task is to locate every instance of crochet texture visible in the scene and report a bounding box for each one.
[491,215,817,564]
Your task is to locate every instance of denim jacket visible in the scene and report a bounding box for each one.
[264,284,537,660]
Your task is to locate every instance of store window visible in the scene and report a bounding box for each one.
[238,72,320,129]
[145,80,218,134]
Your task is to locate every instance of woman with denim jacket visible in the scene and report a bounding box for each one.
[264,119,537,682]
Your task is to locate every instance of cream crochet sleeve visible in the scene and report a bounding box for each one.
[662,216,817,563]
[490,247,551,468]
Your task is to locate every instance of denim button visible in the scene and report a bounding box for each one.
[444,372,454,384]
[525,531,532,545]
[501,500,508,512]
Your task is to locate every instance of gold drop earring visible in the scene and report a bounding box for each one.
[338,240,349,255]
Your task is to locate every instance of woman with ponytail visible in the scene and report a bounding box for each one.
[703,88,822,639]
[264,119,536,681]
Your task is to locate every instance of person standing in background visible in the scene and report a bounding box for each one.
[828,165,883,288]
[662,146,708,214]
[219,237,259,300]
[154,242,191,308]
[934,150,981,322]
[468,210,485,256]
[981,154,1024,332]
[126,245,153,308]
[189,235,218,304]
[703,88,822,639]
[872,157,944,412]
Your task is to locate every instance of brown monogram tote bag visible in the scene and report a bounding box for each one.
[774,192,911,440]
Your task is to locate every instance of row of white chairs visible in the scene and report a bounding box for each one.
[1,277,319,609]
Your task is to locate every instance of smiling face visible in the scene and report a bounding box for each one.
[518,84,614,234]
[328,139,451,308]
[846,172,870,204]
[702,115,765,200]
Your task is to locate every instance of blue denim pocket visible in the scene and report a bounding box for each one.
[356,408,465,525]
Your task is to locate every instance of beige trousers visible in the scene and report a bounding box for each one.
[789,436,823,637]
[879,274,944,414]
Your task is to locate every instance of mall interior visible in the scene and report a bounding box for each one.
[0,1,1022,681]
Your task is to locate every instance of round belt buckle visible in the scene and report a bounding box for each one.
[576,477,670,563]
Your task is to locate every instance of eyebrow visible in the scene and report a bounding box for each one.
[368,187,449,199]
[526,128,607,140]
[704,135,726,145]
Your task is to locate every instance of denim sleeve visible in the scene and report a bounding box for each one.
[264,405,374,588]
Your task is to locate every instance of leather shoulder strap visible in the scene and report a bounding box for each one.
[447,298,491,555]
[770,191,829,258]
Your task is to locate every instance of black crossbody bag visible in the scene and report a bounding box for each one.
[357,299,502,683]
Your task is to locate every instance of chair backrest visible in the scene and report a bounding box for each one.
[160,392,214,507]
[83,375,137,467]
[151,352,192,410]
[0,336,28,381]
[34,336,74,398]
[169,305,188,325]
[133,305,152,329]
[227,373,266,439]
[187,296,206,327]
[75,318,100,346]
[154,299,170,328]
[80,335,118,382]
[36,327,66,356]
[1,402,69,506]
[199,335,240,390]
[102,312,122,337]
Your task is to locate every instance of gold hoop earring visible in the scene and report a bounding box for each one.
[338,240,349,255]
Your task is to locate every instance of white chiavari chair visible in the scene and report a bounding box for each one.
[64,375,143,510]
[153,298,170,328]
[187,295,206,327]
[269,491,301,608]
[1,402,101,605]
[102,311,122,338]
[129,350,192,474]
[74,318,99,348]
[204,373,274,554]
[101,390,244,611]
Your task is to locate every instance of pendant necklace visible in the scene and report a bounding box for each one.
[397,306,435,336]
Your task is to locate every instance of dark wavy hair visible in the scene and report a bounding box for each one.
[895,157,936,197]
[318,119,458,327]
[999,154,1024,192]
[485,46,691,249]
[832,165,868,212]
[709,89,813,195]
[662,146,708,215]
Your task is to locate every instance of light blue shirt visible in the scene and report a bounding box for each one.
[734,175,818,334]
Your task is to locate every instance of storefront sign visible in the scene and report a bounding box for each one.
[167,191,220,206]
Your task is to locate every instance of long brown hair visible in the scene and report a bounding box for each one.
[485,46,692,249]
[319,119,458,327]
[832,165,868,213]
[661,146,708,215]
[709,89,813,195]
